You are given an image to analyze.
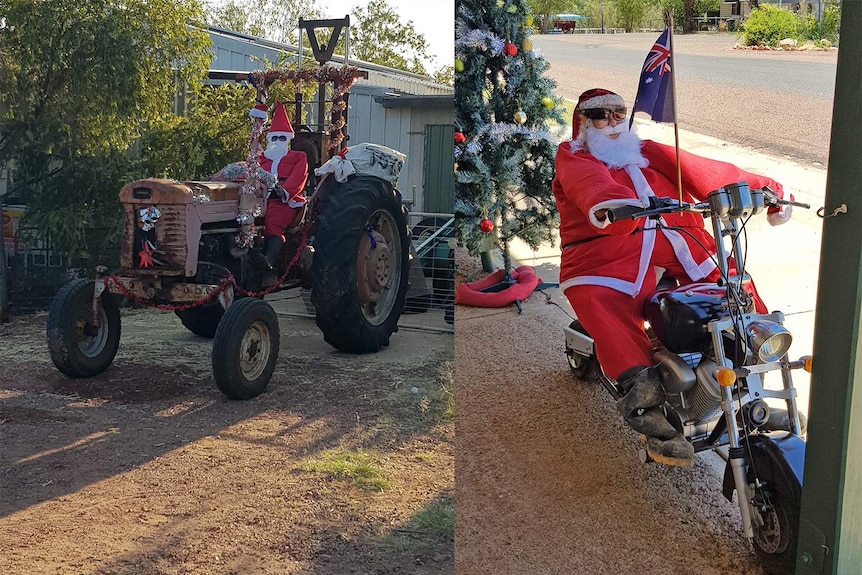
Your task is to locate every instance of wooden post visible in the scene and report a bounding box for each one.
[796,1,862,573]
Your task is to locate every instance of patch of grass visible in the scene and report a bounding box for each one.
[438,359,455,420]
[414,451,436,462]
[299,448,391,491]
[381,356,455,432]
[378,491,454,553]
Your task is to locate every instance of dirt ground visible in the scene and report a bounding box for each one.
[0,302,454,574]
[454,255,777,575]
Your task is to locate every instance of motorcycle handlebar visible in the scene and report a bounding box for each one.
[605,187,811,223]
[762,186,811,210]
[605,197,708,223]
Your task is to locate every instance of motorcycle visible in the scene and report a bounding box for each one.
[563,182,812,571]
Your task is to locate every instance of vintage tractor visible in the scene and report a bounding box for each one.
[45,62,413,400]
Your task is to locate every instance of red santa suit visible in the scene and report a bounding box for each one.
[553,96,786,381]
[260,101,308,240]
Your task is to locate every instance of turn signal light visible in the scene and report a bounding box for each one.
[716,366,737,387]
[802,356,813,373]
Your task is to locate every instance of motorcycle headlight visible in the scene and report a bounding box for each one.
[746,320,792,362]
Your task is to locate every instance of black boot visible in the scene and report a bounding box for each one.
[264,236,284,269]
[616,366,695,466]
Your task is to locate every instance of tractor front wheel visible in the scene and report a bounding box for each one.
[212,297,279,400]
[47,279,121,378]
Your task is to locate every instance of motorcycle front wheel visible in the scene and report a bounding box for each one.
[751,477,799,573]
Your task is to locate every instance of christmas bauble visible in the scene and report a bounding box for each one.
[522,38,533,52]
[504,43,517,56]
[541,97,554,109]
[454,58,464,72]
[479,219,494,233]
[525,14,534,27]
[514,110,527,124]
[454,131,466,144]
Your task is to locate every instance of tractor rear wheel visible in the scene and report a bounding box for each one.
[311,176,410,353]
[175,305,224,338]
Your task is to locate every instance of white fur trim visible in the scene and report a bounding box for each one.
[560,275,639,296]
[588,198,646,229]
[577,93,624,111]
[623,165,654,199]
[768,205,792,226]
[249,108,268,119]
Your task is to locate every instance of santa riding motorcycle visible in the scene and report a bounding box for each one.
[553,88,795,467]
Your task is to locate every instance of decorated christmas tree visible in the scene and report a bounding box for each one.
[454,0,565,271]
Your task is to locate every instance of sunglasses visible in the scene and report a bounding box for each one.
[269,135,288,142]
[578,107,627,122]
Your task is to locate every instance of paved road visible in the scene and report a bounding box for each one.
[533,33,838,166]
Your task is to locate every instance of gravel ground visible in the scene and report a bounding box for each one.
[454,252,775,575]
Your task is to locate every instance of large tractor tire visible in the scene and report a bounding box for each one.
[311,176,410,353]
[175,304,224,338]
[47,278,121,378]
[212,297,279,400]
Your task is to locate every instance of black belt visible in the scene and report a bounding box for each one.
[562,228,644,251]
[561,236,604,251]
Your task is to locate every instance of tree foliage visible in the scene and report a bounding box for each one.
[614,0,653,32]
[796,0,841,44]
[138,78,313,181]
[0,0,212,252]
[740,3,803,46]
[206,0,451,82]
[205,0,325,45]
[349,0,436,76]
[657,0,720,32]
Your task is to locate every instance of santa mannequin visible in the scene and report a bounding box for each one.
[255,100,308,268]
[553,88,791,466]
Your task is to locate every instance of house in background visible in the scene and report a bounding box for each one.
[207,26,455,214]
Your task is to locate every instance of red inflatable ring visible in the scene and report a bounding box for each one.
[455,265,540,308]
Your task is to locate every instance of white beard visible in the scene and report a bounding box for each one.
[584,122,648,169]
[263,143,288,174]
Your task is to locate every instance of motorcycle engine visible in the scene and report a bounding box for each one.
[655,350,725,423]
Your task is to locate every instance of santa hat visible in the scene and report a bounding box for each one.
[572,88,625,141]
[268,100,294,138]
[249,103,268,120]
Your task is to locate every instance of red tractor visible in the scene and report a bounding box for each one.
[46,64,413,400]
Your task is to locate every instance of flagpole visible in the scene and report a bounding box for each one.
[665,11,683,206]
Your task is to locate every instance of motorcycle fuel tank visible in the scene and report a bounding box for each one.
[644,283,728,354]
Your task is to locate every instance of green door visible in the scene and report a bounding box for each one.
[423,124,455,213]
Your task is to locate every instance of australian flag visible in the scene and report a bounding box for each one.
[631,27,675,126]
